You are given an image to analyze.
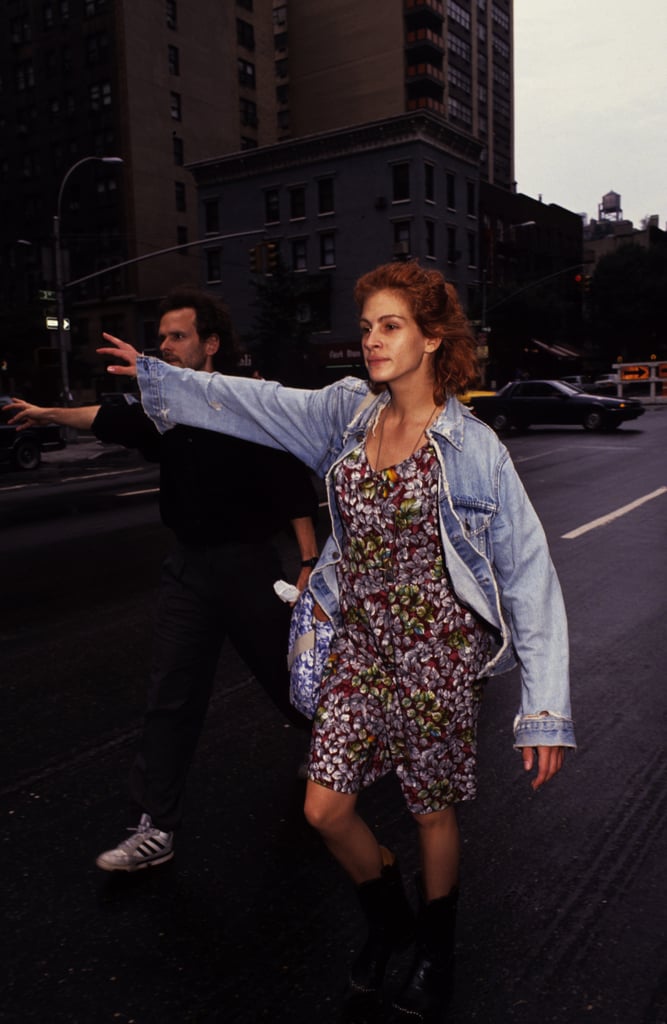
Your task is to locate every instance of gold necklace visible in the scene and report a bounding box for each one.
[375,403,438,472]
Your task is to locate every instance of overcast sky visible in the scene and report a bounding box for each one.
[513,0,667,228]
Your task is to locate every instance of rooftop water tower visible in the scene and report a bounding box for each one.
[598,190,623,221]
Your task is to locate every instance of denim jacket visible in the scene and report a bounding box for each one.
[137,358,575,749]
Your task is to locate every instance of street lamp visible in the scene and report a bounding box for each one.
[53,155,123,403]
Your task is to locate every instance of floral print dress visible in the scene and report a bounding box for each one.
[308,442,493,813]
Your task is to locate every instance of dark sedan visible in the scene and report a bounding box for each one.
[0,396,66,469]
[469,379,645,433]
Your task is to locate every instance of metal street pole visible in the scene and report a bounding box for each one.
[53,155,123,403]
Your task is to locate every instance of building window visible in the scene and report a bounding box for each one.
[493,36,510,59]
[466,181,476,217]
[424,163,435,203]
[238,59,255,87]
[275,58,288,79]
[44,5,55,29]
[447,225,459,264]
[237,0,253,9]
[446,172,456,210]
[277,109,290,132]
[492,4,510,31]
[468,231,477,267]
[276,84,289,105]
[273,4,287,26]
[393,221,411,258]
[447,1,471,29]
[85,32,109,65]
[237,18,255,50]
[60,0,70,21]
[173,135,184,165]
[288,188,305,220]
[84,0,108,16]
[177,225,188,249]
[493,65,510,89]
[448,98,472,126]
[448,35,471,61]
[204,199,219,234]
[170,91,181,120]
[166,0,177,30]
[317,178,334,215]
[175,181,186,212]
[425,220,436,259]
[241,136,258,150]
[206,248,221,282]
[392,163,410,203]
[448,67,471,94]
[275,31,288,52]
[239,97,257,126]
[16,63,36,91]
[168,45,179,76]
[264,188,280,223]
[291,239,307,271]
[320,233,336,267]
[89,81,112,110]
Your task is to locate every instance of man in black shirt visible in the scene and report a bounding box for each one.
[6,287,319,871]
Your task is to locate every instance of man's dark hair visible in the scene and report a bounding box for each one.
[158,285,239,372]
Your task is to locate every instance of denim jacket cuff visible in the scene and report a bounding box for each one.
[513,711,576,749]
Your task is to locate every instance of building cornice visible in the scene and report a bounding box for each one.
[187,112,483,184]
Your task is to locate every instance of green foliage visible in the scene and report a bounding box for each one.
[589,242,667,361]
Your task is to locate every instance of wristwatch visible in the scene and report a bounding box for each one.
[301,557,318,568]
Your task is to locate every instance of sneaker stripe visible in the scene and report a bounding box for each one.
[138,839,167,857]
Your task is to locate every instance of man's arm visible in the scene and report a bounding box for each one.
[290,515,319,594]
[4,399,99,432]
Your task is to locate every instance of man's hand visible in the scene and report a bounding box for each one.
[522,745,565,791]
[97,333,140,377]
[3,398,51,429]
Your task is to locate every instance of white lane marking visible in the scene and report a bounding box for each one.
[61,467,146,483]
[513,444,640,464]
[116,487,159,497]
[562,486,667,539]
[513,446,572,464]
[0,483,40,493]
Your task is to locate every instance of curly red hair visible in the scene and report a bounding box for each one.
[353,262,478,401]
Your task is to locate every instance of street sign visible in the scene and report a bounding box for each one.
[46,316,70,331]
[620,365,649,380]
[39,289,57,301]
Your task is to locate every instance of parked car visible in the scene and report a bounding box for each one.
[0,396,66,469]
[468,379,645,433]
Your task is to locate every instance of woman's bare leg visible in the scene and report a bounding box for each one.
[413,805,460,899]
[304,780,383,883]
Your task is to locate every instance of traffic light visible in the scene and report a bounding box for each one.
[249,246,260,273]
[266,241,279,272]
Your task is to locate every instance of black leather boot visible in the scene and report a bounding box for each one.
[349,856,416,994]
[391,883,458,1021]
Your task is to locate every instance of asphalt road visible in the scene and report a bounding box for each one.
[2,413,666,1024]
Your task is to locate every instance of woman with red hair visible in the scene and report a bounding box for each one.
[101,261,575,1022]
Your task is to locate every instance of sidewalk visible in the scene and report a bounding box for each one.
[41,432,139,467]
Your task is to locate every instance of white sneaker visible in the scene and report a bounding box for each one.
[96,813,174,872]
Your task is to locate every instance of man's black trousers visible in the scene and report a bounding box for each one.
[128,540,309,832]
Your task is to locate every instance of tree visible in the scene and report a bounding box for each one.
[589,241,667,362]
[249,258,331,385]
[249,259,321,385]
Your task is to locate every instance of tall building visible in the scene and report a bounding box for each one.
[1,0,515,398]
[286,0,514,190]
[0,0,285,398]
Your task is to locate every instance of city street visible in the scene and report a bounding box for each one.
[2,411,667,1024]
